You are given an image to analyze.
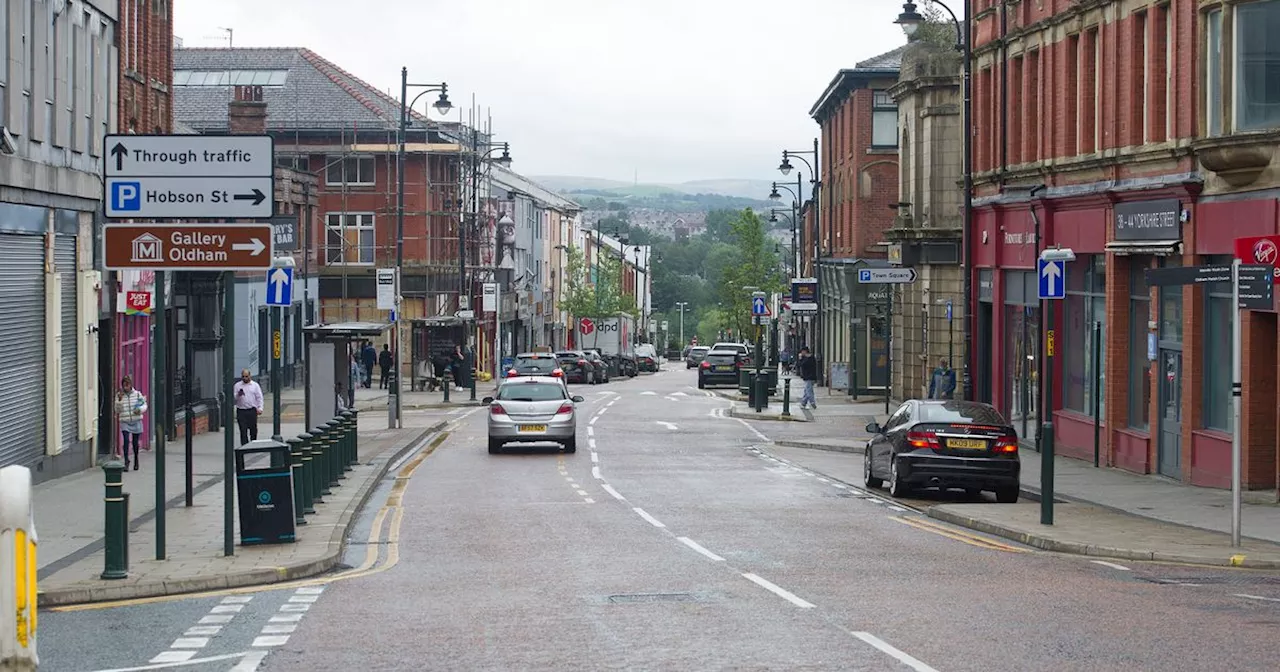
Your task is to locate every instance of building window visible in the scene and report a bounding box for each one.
[1235,0,1280,131]
[325,156,376,187]
[1063,256,1106,415]
[172,70,288,87]
[1129,261,1152,429]
[1203,254,1233,431]
[871,90,898,148]
[324,213,375,265]
[1207,9,1223,136]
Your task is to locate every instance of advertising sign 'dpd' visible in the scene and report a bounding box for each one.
[1234,234,1280,284]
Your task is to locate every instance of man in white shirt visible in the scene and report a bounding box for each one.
[233,368,264,445]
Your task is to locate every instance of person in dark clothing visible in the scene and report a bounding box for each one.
[796,347,818,410]
[928,358,957,400]
[450,345,468,391]
[360,341,377,388]
[379,344,394,389]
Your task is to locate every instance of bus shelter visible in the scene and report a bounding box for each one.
[303,322,392,429]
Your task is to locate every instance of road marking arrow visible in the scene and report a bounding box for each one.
[232,238,266,256]
[270,267,290,304]
[233,188,267,206]
[110,143,127,171]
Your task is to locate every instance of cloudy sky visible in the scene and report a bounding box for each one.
[174,0,914,184]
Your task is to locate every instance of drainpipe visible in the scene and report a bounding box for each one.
[999,0,1009,180]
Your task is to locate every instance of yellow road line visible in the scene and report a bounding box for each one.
[891,516,1030,553]
[50,431,449,612]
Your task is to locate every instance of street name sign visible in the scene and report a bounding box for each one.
[103,134,275,219]
[376,268,398,310]
[1038,259,1066,299]
[1237,264,1275,310]
[266,267,293,307]
[102,224,273,271]
[857,268,918,284]
[1143,265,1233,287]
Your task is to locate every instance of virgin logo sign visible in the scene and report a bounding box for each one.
[1253,239,1277,264]
[579,318,595,335]
[1234,234,1280,284]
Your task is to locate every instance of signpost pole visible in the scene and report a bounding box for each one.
[885,289,892,416]
[1231,258,1242,547]
[1037,248,1074,526]
[184,274,194,507]
[271,305,282,442]
[222,271,236,557]
[1092,319,1102,468]
[153,270,166,561]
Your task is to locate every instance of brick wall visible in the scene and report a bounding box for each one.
[116,0,173,134]
[819,85,898,259]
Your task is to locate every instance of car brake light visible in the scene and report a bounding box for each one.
[700,361,710,369]
[906,430,941,449]
[556,402,574,414]
[490,403,506,415]
[993,436,1018,453]
[506,369,520,377]
[552,368,564,377]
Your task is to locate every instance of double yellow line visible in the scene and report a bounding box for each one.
[891,515,1030,553]
[50,431,449,613]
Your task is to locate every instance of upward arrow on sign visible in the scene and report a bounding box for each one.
[270,267,291,304]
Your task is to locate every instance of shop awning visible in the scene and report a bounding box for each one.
[1105,240,1183,256]
[302,322,392,339]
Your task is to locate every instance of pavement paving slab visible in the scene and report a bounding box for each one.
[36,415,451,606]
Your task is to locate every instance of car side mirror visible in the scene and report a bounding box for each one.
[571,395,584,403]
[482,396,494,405]
[865,422,881,434]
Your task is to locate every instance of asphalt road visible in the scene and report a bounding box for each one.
[40,366,1280,671]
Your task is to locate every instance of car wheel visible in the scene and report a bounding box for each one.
[995,487,1019,503]
[563,437,577,453]
[697,377,706,389]
[488,439,502,454]
[964,488,983,500]
[887,457,910,498]
[863,449,883,488]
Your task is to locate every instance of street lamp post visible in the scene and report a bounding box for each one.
[778,145,822,384]
[397,67,453,427]
[465,134,512,401]
[675,301,689,346]
[895,0,973,401]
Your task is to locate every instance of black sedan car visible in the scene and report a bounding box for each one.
[696,349,742,388]
[555,350,601,384]
[863,400,1021,502]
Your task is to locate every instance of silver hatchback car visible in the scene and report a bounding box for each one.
[484,376,584,454]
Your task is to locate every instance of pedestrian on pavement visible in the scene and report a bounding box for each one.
[336,381,349,413]
[114,375,148,471]
[451,345,467,392]
[928,357,957,400]
[797,347,818,410]
[379,343,394,389]
[233,368,264,446]
[361,341,377,389]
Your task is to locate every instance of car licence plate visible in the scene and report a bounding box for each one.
[947,438,987,450]
[714,365,733,372]
[518,425,546,432]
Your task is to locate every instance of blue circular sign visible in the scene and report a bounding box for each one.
[258,490,272,505]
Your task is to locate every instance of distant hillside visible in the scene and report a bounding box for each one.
[531,175,778,202]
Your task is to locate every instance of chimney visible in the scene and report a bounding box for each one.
[228,85,267,134]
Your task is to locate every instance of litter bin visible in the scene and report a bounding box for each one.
[738,369,751,395]
[235,439,297,546]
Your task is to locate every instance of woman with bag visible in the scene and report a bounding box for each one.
[114,375,148,471]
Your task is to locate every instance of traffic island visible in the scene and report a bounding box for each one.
[727,404,809,422]
[926,501,1280,569]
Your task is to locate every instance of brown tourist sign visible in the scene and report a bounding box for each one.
[102,223,274,271]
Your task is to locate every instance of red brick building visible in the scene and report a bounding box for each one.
[807,46,906,391]
[969,0,1279,489]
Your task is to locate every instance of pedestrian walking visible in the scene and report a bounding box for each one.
[379,343,394,389]
[233,368,264,445]
[797,347,818,410]
[361,341,377,389]
[114,375,148,471]
[928,357,957,400]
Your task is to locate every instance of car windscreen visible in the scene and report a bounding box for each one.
[690,347,709,355]
[918,403,1007,425]
[497,383,566,402]
[555,352,583,359]
[705,353,737,364]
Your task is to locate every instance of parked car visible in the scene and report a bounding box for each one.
[685,346,710,369]
[484,376,584,454]
[583,349,612,382]
[697,349,744,389]
[555,350,600,384]
[635,344,659,372]
[863,399,1021,502]
[504,352,567,388]
[711,342,751,366]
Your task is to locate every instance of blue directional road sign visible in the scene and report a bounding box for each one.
[946,300,953,321]
[752,296,768,316]
[266,266,293,306]
[1038,258,1066,300]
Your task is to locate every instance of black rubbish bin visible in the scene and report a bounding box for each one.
[746,371,759,408]
[235,439,298,545]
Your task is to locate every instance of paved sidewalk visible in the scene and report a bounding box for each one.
[265,386,483,421]
[36,412,455,606]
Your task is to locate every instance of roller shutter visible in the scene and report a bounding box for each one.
[0,233,47,468]
[55,234,79,451]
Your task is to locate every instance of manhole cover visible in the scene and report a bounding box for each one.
[607,593,699,604]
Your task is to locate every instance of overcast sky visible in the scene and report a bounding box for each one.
[174,0,912,184]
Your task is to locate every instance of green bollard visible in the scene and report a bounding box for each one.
[442,372,451,403]
[287,437,307,525]
[340,410,355,471]
[324,420,342,486]
[782,374,792,417]
[348,408,360,465]
[312,426,333,497]
[101,459,128,580]
[298,431,318,511]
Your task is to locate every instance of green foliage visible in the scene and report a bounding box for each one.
[557,244,637,320]
[567,189,773,213]
[914,0,960,49]
[714,209,785,336]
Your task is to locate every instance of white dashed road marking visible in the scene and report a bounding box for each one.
[656,421,678,430]
[1091,560,1131,571]
[633,507,666,528]
[741,573,815,608]
[149,594,254,664]
[851,631,941,672]
[602,484,625,500]
[592,466,602,479]
[678,536,726,562]
[1235,593,1280,603]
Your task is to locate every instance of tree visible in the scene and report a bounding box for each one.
[716,209,785,336]
[914,0,961,50]
[557,244,637,319]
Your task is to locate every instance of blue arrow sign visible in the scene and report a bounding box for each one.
[1038,259,1065,300]
[751,296,767,316]
[946,300,953,321]
[266,267,293,306]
